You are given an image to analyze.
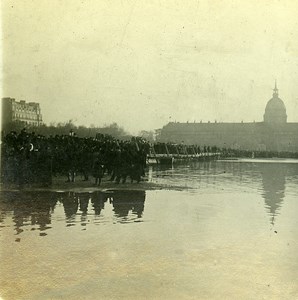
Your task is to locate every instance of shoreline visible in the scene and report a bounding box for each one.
[2,158,298,193]
[0,175,189,193]
[219,157,298,163]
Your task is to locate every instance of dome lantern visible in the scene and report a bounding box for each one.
[273,80,278,97]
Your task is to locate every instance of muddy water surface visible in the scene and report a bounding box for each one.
[0,160,298,299]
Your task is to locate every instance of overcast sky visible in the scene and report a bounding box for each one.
[2,0,298,134]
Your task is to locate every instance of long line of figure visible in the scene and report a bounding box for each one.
[1,129,150,185]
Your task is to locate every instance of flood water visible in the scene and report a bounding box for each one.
[0,160,298,299]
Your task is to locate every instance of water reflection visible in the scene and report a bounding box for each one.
[151,160,297,225]
[0,161,297,239]
[111,190,145,222]
[259,164,286,225]
[91,191,109,216]
[60,192,79,220]
[0,189,146,238]
[0,191,57,236]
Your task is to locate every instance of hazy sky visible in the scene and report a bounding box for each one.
[2,0,298,134]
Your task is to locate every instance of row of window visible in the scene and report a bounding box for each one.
[23,121,40,126]
[12,113,41,120]
[12,119,42,125]
[12,106,40,113]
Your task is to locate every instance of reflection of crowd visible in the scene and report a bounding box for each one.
[0,190,146,239]
[0,191,57,236]
[61,190,145,220]
[111,190,145,220]
[1,129,150,185]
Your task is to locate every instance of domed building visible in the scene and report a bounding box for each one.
[158,83,298,152]
[263,83,287,123]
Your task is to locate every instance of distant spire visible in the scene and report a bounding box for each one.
[273,80,279,97]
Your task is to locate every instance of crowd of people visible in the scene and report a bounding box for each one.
[3,128,296,187]
[152,142,219,155]
[1,129,150,186]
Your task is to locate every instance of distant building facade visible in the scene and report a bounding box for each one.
[2,97,43,128]
[157,84,298,152]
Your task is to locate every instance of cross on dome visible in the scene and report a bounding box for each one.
[273,80,278,97]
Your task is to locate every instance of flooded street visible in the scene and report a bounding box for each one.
[1,160,298,299]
